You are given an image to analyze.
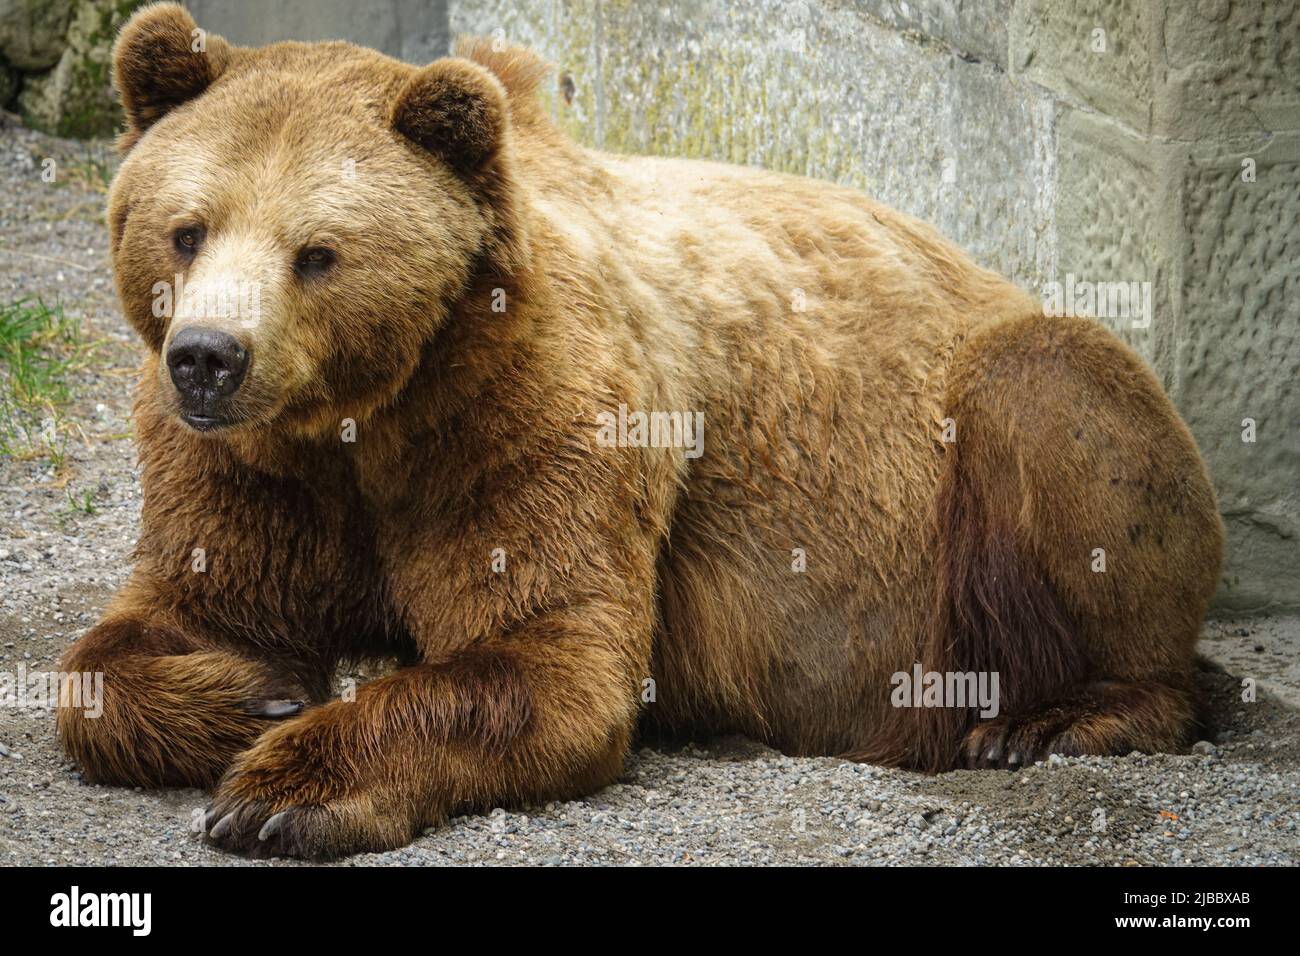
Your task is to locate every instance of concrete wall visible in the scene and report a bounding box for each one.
[182,0,1298,612]
[1003,0,1299,612]
[185,0,449,65]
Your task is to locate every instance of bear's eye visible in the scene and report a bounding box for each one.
[172,226,204,258]
[295,246,335,278]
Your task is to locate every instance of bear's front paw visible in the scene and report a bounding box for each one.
[58,646,310,789]
[202,709,420,859]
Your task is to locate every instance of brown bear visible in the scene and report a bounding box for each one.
[57,2,1224,859]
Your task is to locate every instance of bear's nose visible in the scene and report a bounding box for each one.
[166,328,249,397]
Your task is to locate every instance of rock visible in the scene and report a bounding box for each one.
[0,0,74,71]
[18,0,148,138]
[1192,740,1217,755]
[0,52,18,108]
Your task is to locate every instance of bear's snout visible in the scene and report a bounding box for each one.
[166,327,250,428]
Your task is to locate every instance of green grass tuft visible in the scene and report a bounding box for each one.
[0,298,92,468]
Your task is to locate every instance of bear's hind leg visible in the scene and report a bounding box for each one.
[959,679,1194,769]
[930,314,1223,771]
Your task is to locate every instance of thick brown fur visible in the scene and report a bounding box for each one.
[58,3,1224,858]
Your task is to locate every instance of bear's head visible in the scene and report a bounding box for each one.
[107,2,530,437]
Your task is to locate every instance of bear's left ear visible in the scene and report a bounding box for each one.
[113,2,232,147]
[391,58,509,176]
[392,58,528,275]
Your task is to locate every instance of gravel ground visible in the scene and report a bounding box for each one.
[1,118,1297,867]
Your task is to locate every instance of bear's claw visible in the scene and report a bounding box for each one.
[257,810,292,842]
[206,810,235,840]
[239,699,306,718]
[960,711,1087,770]
[202,795,312,858]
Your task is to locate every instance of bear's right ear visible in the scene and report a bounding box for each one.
[113,2,231,146]
[391,58,529,275]
[391,59,510,177]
